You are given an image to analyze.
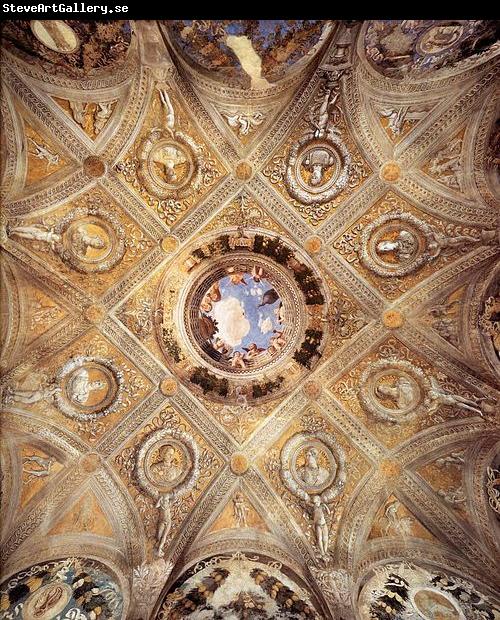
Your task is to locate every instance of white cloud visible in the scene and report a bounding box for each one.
[260,317,273,334]
[211,297,250,347]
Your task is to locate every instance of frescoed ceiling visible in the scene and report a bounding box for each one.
[0,19,499,620]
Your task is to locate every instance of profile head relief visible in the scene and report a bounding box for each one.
[306,447,319,466]
[375,382,397,400]
[73,226,106,249]
[376,239,400,254]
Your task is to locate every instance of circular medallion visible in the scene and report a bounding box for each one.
[55,206,125,274]
[416,23,465,56]
[360,212,435,277]
[296,143,341,192]
[24,581,73,620]
[305,236,322,254]
[81,452,101,473]
[286,135,351,205]
[145,439,190,492]
[161,235,179,254]
[235,161,253,181]
[160,377,178,396]
[281,431,346,503]
[291,440,337,493]
[380,161,401,182]
[30,20,80,54]
[138,129,202,200]
[136,429,199,500]
[411,587,464,620]
[382,309,404,329]
[83,303,106,324]
[83,156,106,178]
[55,356,123,420]
[149,140,193,189]
[379,459,402,480]
[359,359,431,423]
[230,452,249,475]
[303,381,322,399]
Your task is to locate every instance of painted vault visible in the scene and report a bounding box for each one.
[0,19,499,620]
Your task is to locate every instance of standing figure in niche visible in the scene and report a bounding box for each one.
[233,492,249,527]
[312,495,330,558]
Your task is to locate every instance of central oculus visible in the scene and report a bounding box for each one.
[155,230,329,403]
[195,265,288,372]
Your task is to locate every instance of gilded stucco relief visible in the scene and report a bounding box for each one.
[0,18,499,620]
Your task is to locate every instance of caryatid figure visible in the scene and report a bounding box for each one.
[312,495,331,558]
[155,494,171,557]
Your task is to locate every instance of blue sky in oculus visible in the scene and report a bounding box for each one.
[207,273,283,353]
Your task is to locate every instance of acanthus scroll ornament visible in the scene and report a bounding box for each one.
[132,559,174,620]
[309,566,354,617]
[486,465,500,516]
